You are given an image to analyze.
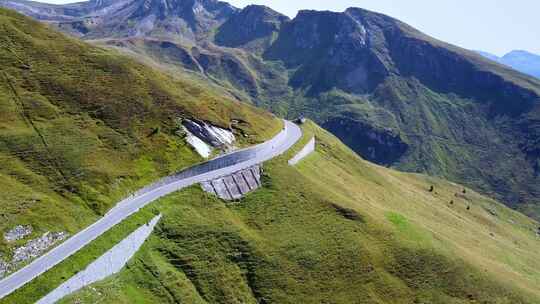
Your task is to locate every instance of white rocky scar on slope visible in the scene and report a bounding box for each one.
[182,119,236,158]
[185,130,213,158]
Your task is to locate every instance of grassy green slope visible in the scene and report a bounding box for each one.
[57,121,540,304]
[0,7,280,266]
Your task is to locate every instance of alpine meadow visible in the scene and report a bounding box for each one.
[0,1,539,303]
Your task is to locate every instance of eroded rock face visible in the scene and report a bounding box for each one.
[215,5,289,51]
[264,9,389,94]
[323,117,408,166]
[184,128,212,158]
[183,119,235,147]
[1,0,237,40]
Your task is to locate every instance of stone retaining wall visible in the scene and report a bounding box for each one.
[201,165,262,200]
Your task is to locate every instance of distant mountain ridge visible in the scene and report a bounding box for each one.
[0,0,238,40]
[2,0,540,220]
[478,50,540,79]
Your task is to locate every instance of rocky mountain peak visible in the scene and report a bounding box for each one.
[268,9,375,56]
[214,4,288,49]
[263,8,390,94]
[238,4,289,24]
[504,49,538,58]
[131,0,235,20]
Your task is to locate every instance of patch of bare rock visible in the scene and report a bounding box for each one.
[4,225,33,243]
[0,226,68,278]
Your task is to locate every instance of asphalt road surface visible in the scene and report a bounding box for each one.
[0,120,302,299]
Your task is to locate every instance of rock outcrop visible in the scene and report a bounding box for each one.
[0,230,68,278]
[11,232,69,265]
[182,119,236,157]
[0,0,237,40]
[4,225,32,243]
[215,5,289,52]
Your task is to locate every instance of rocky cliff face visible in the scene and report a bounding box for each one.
[1,0,237,40]
[264,9,391,95]
[3,0,540,218]
[323,117,408,166]
[215,5,289,52]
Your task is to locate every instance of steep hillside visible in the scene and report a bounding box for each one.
[214,5,289,53]
[3,1,539,219]
[9,121,538,304]
[0,7,280,277]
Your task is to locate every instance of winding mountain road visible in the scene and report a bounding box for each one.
[0,120,302,300]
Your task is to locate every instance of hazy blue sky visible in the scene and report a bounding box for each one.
[40,0,539,55]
